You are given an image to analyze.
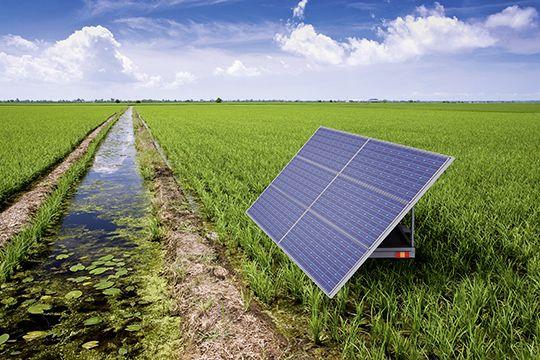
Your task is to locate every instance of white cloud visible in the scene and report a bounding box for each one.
[485,5,538,30]
[165,71,197,88]
[1,35,39,52]
[0,26,137,83]
[293,0,309,19]
[0,3,538,101]
[0,53,61,83]
[347,5,495,65]
[0,25,192,88]
[275,24,345,65]
[415,2,446,17]
[484,6,540,54]
[276,4,540,66]
[214,60,261,77]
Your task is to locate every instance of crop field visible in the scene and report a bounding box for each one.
[0,105,120,206]
[138,103,540,358]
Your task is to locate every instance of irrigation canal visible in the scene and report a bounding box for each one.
[0,108,165,358]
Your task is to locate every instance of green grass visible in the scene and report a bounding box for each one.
[0,113,119,281]
[137,102,540,358]
[0,104,120,207]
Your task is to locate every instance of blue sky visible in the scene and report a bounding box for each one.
[0,0,539,100]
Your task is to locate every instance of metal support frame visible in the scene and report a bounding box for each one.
[369,206,415,259]
[411,206,415,247]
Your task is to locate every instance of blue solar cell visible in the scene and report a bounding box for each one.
[341,140,449,202]
[297,128,367,172]
[272,157,335,206]
[246,126,453,297]
[280,212,367,295]
[247,185,305,241]
[310,177,405,248]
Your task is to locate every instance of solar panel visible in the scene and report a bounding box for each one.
[247,127,454,297]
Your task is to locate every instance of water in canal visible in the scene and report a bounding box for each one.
[0,108,162,358]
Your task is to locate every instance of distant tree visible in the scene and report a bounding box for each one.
[115,99,121,103]
[136,100,141,103]
[216,97,223,103]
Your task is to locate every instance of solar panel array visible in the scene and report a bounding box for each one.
[247,127,453,297]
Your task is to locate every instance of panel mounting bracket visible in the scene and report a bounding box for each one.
[369,206,415,259]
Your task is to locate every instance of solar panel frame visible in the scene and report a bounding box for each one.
[247,126,454,298]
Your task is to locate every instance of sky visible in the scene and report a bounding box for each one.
[0,0,539,101]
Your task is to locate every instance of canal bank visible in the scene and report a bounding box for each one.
[0,108,181,359]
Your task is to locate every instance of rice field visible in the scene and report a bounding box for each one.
[0,105,120,206]
[138,102,540,358]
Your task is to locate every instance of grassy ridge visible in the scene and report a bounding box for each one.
[0,105,121,207]
[0,112,120,281]
[138,103,540,358]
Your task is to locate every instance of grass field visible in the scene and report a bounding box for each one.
[138,103,540,358]
[0,105,120,207]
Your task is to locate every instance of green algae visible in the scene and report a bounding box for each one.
[103,288,121,296]
[64,290,83,300]
[89,267,108,275]
[84,316,102,326]
[81,340,99,350]
[115,269,128,277]
[125,324,141,332]
[94,281,114,290]
[23,331,48,341]
[1,296,17,306]
[27,303,51,314]
[69,264,86,272]
[0,109,182,359]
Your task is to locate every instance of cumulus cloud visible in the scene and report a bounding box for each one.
[275,24,344,65]
[275,4,539,66]
[165,71,197,88]
[347,5,495,65]
[484,6,540,54]
[214,60,261,77]
[415,2,445,17]
[293,0,309,19]
[1,35,39,52]
[485,5,538,30]
[0,25,192,87]
[0,26,142,83]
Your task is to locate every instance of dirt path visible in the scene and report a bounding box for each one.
[134,111,287,359]
[0,113,118,247]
